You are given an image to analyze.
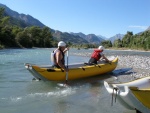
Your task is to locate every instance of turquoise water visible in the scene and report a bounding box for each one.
[0,48,149,113]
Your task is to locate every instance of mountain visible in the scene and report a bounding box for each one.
[70,32,86,39]
[52,31,88,44]
[135,26,150,35]
[109,34,124,43]
[145,26,150,31]
[97,35,107,40]
[86,34,105,44]
[0,3,90,44]
[0,3,126,45]
[70,32,105,44]
[0,3,45,27]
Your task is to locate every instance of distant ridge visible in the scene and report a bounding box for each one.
[70,32,105,44]
[109,34,124,43]
[0,3,45,27]
[52,30,88,44]
[146,26,150,31]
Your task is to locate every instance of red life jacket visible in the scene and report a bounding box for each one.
[91,49,103,60]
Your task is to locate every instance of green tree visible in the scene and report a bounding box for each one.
[122,31,133,48]
[0,8,10,27]
[15,29,32,48]
[0,8,11,48]
[113,39,122,48]
[101,40,112,48]
[41,26,53,47]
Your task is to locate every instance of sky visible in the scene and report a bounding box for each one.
[0,0,150,38]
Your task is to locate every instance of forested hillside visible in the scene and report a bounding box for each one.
[0,7,150,50]
[0,7,93,49]
[113,31,150,50]
[102,31,150,51]
[0,8,55,49]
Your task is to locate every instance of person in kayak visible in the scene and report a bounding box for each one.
[88,46,110,65]
[52,41,69,72]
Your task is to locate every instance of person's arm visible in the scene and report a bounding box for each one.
[102,54,111,63]
[55,51,68,72]
[63,47,69,53]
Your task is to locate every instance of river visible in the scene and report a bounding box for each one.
[0,48,149,113]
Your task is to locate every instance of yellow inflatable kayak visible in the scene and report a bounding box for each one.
[25,57,118,81]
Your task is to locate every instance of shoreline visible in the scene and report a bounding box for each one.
[88,47,150,52]
[105,48,150,52]
[0,47,150,52]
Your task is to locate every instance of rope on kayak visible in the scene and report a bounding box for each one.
[111,87,118,106]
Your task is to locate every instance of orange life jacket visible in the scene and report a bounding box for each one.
[91,49,103,60]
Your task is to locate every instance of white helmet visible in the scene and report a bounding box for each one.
[98,46,104,50]
[58,41,66,47]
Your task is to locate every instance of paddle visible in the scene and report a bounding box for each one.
[65,50,69,84]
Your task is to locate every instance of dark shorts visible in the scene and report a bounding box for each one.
[52,64,66,69]
[88,58,97,65]
[52,64,61,68]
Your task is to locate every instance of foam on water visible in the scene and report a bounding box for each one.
[0,86,78,104]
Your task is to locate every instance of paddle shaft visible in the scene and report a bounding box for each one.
[65,50,69,84]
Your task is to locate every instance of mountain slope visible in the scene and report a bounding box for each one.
[86,34,105,44]
[109,34,124,43]
[70,32,105,44]
[52,31,88,44]
[0,3,45,27]
[146,26,150,31]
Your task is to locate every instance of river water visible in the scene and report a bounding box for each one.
[0,48,150,113]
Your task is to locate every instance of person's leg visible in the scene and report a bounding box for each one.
[88,58,97,65]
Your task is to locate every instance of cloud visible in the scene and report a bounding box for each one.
[128,25,148,30]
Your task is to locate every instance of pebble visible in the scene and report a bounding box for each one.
[72,51,150,82]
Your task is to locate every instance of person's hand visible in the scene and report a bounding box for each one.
[107,61,111,64]
[65,47,69,51]
[63,47,69,53]
[105,60,110,63]
[64,68,69,72]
